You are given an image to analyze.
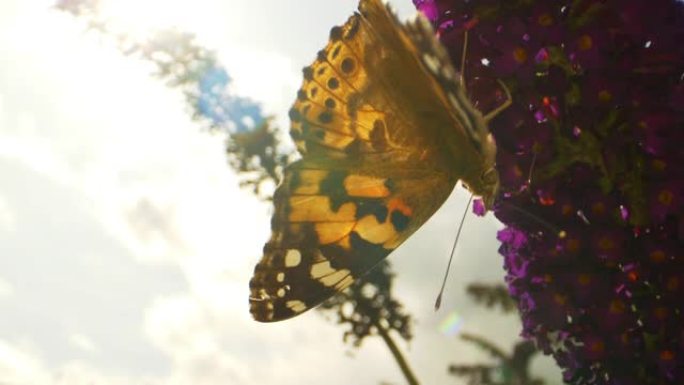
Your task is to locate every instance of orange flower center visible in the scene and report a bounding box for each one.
[562,204,573,215]
[513,47,528,64]
[578,34,593,50]
[592,202,606,215]
[649,250,666,263]
[538,13,554,27]
[666,276,680,291]
[598,237,615,251]
[553,293,568,305]
[598,90,612,102]
[577,274,592,286]
[610,299,626,314]
[652,159,666,171]
[566,238,581,252]
[589,340,605,354]
[658,190,674,206]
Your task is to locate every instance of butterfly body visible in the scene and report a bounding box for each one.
[249,0,499,322]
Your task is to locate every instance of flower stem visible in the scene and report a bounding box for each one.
[375,319,420,385]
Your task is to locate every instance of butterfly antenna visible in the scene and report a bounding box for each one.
[435,194,473,311]
[483,79,513,123]
[503,151,567,236]
[497,201,565,238]
[459,29,469,89]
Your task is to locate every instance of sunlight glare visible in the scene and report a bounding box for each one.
[98,0,212,38]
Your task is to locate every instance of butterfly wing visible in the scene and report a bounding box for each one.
[249,158,453,322]
[249,0,493,322]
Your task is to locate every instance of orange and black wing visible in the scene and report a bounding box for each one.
[249,0,486,322]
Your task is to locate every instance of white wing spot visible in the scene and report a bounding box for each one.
[422,53,440,74]
[256,288,269,300]
[320,269,351,287]
[441,66,455,81]
[335,275,355,290]
[277,288,286,297]
[276,272,285,282]
[310,260,336,279]
[286,300,307,313]
[285,249,302,267]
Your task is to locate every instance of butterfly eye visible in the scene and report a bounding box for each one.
[481,168,498,185]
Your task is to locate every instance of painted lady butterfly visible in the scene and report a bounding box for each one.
[249,0,507,322]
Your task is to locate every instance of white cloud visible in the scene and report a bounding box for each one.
[221,47,300,130]
[0,338,161,385]
[0,0,272,269]
[0,195,15,233]
[51,362,160,385]
[68,334,98,354]
[143,295,251,385]
[0,278,14,299]
[0,339,50,384]
[142,293,414,385]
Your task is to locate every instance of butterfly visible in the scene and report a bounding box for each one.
[249,0,508,322]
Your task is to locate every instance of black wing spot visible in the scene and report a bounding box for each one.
[318,111,333,124]
[330,26,343,41]
[348,231,386,268]
[327,77,340,90]
[325,98,337,109]
[341,57,356,74]
[288,171,302,191]
[303,66,314,80]
[384,178,396,193]
[331,44,342,60]
[319,243,359,270]
[317,50,327,62]
[289,107,302,122]
[370,119,388,151]
[347,92,360,119]
[320,170,348,211]
[344,138,362,155]
[390,210,410,232]
[356,200,389,223]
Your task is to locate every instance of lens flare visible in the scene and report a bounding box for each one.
[438,311,464,337]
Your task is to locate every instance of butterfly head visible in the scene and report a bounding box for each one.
[481,132,499,210]
[479,165,499,210]
[460,131,499,211]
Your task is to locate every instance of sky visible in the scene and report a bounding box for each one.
[0,1,561,384]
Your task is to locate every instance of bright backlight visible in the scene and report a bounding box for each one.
[98,0,211,37]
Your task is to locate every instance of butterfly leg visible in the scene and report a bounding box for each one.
[459,30,469,89]
[526,149,538,187]
[483,79,512,123]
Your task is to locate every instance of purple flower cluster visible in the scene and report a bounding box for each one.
[415,0,683,383]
